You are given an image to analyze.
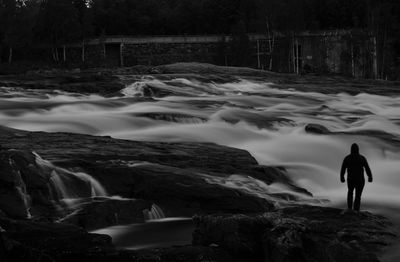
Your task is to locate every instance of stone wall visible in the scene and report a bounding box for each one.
[62,44,118,68]
[293,33,376,78]
[60,32,378,78]
[122,42,219,66]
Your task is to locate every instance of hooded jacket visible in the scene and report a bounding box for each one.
[340,143,373,182]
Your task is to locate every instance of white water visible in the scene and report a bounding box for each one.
[202,173,320,206]
[1,80,400,210]
[1,77,400,254]
[33,151,168,224]
[143,204,166,221]
[33,152,107,206]
[8,156,32,218]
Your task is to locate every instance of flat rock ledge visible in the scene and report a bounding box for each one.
[0,127,396,262]
[193,205,397,262]
[0,126,310,220]
[0,205,396,262]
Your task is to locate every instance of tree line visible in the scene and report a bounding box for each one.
[0,0,399,69]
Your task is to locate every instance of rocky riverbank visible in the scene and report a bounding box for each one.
[0,126,310,220]
[193,205,396,262]
[1,63,400,96]
[1,63,399,261]
[0,126,397,261]
[0,204,396,262]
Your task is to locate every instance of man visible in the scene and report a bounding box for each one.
[340,143,373,211]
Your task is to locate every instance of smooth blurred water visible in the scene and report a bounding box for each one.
[34,152,107,202]
[92,218,193,250]
[1,77,400,253]
[1,79,400,210]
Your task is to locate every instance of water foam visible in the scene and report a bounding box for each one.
[34,152,108,203]
[2,76,400,217]
[143,204,166,221]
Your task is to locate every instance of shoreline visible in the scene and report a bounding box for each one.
[1,64,399,261]
[1,63,400,96]
[0,126,398,261]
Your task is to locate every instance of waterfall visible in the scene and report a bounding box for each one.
[8,156,32,218]
[33,152,168,225]
[143,204,166,221]
[33,152,107,204]
[4,76,400,227]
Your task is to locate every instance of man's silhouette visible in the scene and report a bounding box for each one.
[340,143,373,211]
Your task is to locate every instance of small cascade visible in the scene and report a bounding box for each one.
[49,170,70,199]
[33,152,107,206]
[143,204,166,221]
[203,173,320,207]
[8,156,32,218]
[15,177,32,218]
[73,171,108,196]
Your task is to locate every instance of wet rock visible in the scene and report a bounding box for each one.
[126,245,238,262]
[220,111,293,129]
[304,123,400,146]
[0,127,259,175]
[59,197,152,230]
[0,217,115,261]
[193,214,270,260]
[154,63,280,79]
[2,63,400,97]
[304,123,331,134]
[0,127,312,217]
[0,217,234,262]
[90,163,274,215]
[0,148,153,227]
[149,67,163,74]
[133,112,207,123]
[0,149,40,218]
[0,72,124,95]
[193,205,396,262]
[0,149,92,220]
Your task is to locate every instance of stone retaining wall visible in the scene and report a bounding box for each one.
[60,32,378,78]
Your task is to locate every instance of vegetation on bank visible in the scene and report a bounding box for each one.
[0,0,399,78]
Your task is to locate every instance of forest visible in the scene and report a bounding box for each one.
[0,0,399,70]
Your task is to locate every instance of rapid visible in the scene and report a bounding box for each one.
[1,76,399,257]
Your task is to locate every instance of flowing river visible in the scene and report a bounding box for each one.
[1,75,399,259]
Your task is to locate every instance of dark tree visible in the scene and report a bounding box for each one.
[35,0,81,61]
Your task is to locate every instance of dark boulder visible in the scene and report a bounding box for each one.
[133,112,207,124]
[304,123,400,146]
[304,123,331,134]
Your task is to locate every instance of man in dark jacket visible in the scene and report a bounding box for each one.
[340,143,373,211]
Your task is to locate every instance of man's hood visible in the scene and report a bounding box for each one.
[351,143,359,155]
